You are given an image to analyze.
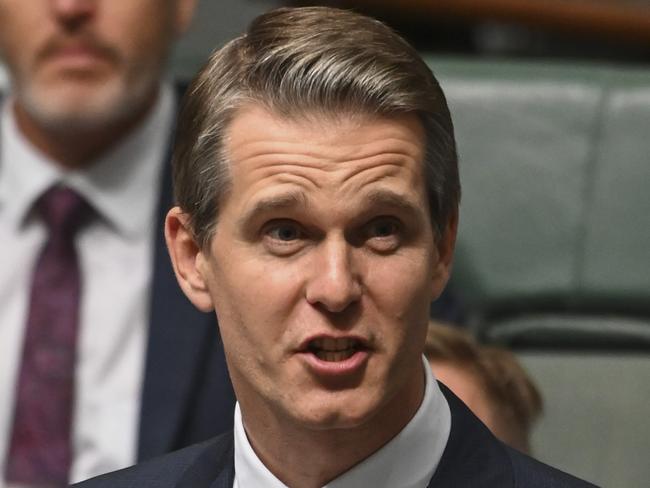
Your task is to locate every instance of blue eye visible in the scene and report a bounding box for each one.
[364,217,402,253]
[268,224,300,241]
[262,221,306,256]
[369,219,399,238]
[367,218,400,238]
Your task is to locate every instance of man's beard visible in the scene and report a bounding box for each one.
[14,68,159,135]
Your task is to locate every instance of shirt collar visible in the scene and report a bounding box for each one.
[233,356,451,488]
[0,96,59,228]
[0,83,175,238]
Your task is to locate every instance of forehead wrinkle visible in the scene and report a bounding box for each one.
[228,141,333,167]
[334,153,415,180]
[331,136,424,163]
[238,153,423,212]
[228,134,423,172]
[244,160,326,193]
[335,153,424,197]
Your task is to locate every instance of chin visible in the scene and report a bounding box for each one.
[290,393,381,432]
[18,74,155,132]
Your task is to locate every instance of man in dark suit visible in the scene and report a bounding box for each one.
[75,7,595,487]
[0,0,234,485]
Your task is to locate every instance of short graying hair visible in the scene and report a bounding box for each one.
[172,6,459,249]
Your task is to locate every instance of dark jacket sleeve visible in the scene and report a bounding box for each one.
[507,446,600,488]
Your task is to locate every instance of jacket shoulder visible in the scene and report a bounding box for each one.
[507,447,600,488]
[71,432,233,488]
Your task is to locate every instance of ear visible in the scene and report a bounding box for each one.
[165,206,215,312]
[431,210,459,301]
[172,0,198,36]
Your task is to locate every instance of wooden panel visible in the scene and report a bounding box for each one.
[312,0,650,42]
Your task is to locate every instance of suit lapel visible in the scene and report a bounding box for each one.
[176,433,235,488]
[137,101,219,459]
[427,383,514,487]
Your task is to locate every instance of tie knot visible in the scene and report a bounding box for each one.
[36,186,92,235]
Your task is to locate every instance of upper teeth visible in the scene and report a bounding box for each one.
[309,337,358,352]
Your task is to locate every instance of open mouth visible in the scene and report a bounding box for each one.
[307,337,364,362]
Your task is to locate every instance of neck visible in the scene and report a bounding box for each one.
[12,90,158,170]
[241,368,425,488]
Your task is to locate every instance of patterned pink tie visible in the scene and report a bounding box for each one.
[5,186,91,486]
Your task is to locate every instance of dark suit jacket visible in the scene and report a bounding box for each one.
[73,384,597,487]
[136,85,236,460]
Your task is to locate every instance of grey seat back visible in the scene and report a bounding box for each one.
[428,58,650,487]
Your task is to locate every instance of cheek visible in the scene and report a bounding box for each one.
[0,24,33,69]
[366,250,435,319]
[209,253,304,350]
[363,253,433,361]
[109,5,175,60]
[219,257,303,310]
[212,265,301,400]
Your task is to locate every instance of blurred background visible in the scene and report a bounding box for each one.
[3,0,648,486]
[4,0,650,84]
[169,0,650,78]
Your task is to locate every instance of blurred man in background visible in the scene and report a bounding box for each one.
[425,322,543,453]
[0,0,235,485]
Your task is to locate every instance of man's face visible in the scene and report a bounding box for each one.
[184,105,455,432]
[0,0,194,130]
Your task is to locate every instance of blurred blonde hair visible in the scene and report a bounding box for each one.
[425,321,543,453]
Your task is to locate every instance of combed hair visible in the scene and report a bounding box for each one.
[172,6,460,248]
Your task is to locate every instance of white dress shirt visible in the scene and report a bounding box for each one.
[233,357,451,488]
[0,84,175,485]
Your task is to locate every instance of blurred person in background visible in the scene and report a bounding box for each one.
[425,321,543,453]
[0,0,235,485]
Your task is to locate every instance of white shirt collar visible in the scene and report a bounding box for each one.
[233,356,451,488]
[0,83,175,239]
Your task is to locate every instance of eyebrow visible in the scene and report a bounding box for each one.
[237,188,424,227]
[363,189,424,220]
[238,191,310,226]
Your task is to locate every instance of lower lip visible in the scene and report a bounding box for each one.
[299,349,369,378]
[49,50,106,69]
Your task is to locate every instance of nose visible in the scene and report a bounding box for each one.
[50,0,96,28]
[305,237,362,313]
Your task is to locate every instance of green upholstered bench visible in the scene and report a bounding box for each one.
[429,58,650,348]
[427,58,650,487]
